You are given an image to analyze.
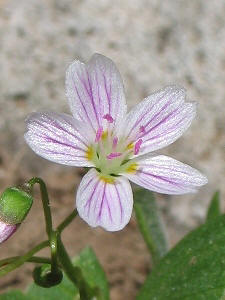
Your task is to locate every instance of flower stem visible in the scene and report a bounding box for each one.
[0,256,51,267]
[57,236,95,300]
[0,240,49,277]
[28,177,53,239]
[57,209,78,234]
[28,178,60,279]
[50,230,59,275]
[0,179,79,281]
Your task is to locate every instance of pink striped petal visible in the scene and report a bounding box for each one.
[123,85,196,156]
[123,155,208,195]
[76,168,133,231]
[25,112,94,167]
[0,220,18,244]
[66,54,127,134]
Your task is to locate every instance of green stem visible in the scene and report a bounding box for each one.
[28,178,61,278]
[0,201,78,276]
[0,240,49,277]
[0,256,51,267]
[57,236,94,300]
[28,177,53,239]
[50,230,59,275]
[0,180,79,280]
[57,209,78,234]
[57,236,81,286]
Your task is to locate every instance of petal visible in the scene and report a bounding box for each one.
[24,112,94,167]
[66,53,126,134]
[0,221,17,244]
[123,155,208,195]
[123,85,196,155]
[76,168,133,231]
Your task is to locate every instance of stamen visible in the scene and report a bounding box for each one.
[113,137,118,149]
[140,126,146,133]
[95,127,103,142]
[134,139,143,155]
[126,162,138,173]
[107,152,122,160]
[103,114,114,123]
[126,142,134,150]
[86,146,94,161]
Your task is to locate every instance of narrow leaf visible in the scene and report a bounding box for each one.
[136,214,225,300]
[206,191,220,222]
[134,189,168,265]
[73,247,109,300]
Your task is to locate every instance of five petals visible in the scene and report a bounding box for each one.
[24,54,208,232]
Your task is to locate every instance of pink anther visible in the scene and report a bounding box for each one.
[113,136,118,149]
[95,127,103,142]
[140,126,146,133]
[134,139,143,155]
[107,152,122,160]
[103,114,114,123]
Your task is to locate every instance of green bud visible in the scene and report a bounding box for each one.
[0,186,33,225]
[33,264,63,288]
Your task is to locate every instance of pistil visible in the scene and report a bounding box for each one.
[134,139,143,155]
[95,127,103,142]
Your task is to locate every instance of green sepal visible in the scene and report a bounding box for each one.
[0,187,33,224]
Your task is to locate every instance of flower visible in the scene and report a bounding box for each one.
[0,186,33,243]
[24,54,207,231]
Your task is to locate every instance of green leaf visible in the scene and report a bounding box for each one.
[206,191,220,222]
[0,290,27,300]
[136,214,225,300]
[73,247,109,300]
[134,189,168,265]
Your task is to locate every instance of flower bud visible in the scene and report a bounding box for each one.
[0,220,18,243]
[0,185,33,244]
[33,264,63,287]
[0,186,33,225]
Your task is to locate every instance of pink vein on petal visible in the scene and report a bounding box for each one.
[97,183,106,221]
[77,69,100,128]
[126,90,169,138]
[72,72,96,133]
[114,183,123,224]
[84,179,101,217]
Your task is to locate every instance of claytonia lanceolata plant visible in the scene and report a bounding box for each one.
[24,54,207,231]
[3,54,222,300]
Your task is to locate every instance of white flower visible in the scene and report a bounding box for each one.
[25,54,207,231]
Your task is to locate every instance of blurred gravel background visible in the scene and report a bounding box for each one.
[0,1,224,299]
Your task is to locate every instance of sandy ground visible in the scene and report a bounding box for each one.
[0,1,224,299]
